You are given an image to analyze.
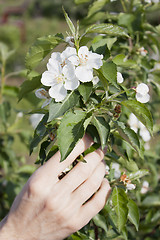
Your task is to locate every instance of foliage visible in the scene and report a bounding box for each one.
[1,0,160,239]
[0,42,37,219]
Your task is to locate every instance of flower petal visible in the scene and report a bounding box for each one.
[136,93,150,103]
[75,66,93,82]
[50,52,61,62]
[87,52,103,69]
[49,83,67,102]
[41,98,52,108]
[47,58,62,74]
[41,71,58,86]
[78,46,89,58]
[136,83,149,95]
[64,77,80,90]
[68,55,79,66]
[62,62,76,80]
[35,88,48,99]
[61,47,77,61]
[117,72,124,83]
[140,128,151,142]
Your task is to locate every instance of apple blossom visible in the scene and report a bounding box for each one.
[128,113,139,133]
[69,46,103,82]
[65,36,75,47]
[136,83,150,103]
[140,181,149,194]
[128,113,151,142]
[139,47,148,57]
[126,183,136,190]
[112,162,121,179]
[41,49,79,102]
[35,88,52,108]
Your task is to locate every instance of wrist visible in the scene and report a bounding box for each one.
[0,215,20,240]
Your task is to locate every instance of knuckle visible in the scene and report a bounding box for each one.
[28,179,42,197]
[45,198,58,211]
[67,221,81,233]
[94,197,105,211]
[79,164,91,179]
[89,180,99,192]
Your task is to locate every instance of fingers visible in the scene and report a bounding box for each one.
[72,161,106,206]
[77,178,111,228]
[57,148,104,193]
[30,134,94,189]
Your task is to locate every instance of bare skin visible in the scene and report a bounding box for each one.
[0,135,111,240]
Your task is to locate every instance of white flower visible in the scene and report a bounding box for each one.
[41,48,79,102]
[92,76,100,85]
[126,183,136,190]
[140,181,149,194]
[112,163,121,179]
[30,113,44,129]
[65,36,75,47]
[128,113,151,142]
[139,128,151,142]
[136,83,150,103]
[128,113,139,133]
[17,112,23,118]
[69,46,103,82]
[152,0,159,3]
[144,0,151,2]
[139,47,148,56]
[117,72,124,84]
[35,88,52,108]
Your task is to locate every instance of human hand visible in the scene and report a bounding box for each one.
[0,135,111,240]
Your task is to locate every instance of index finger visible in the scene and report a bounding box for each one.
[43,134,94,177]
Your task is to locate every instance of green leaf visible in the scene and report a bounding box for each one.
[142,195,160,207]
[92,116,110,149]
[93,213,108,234]
[127,199,139,231]
[85,23,129,37]
[118,13,142,33]
[63,7,76,37]
[113,54,137,68]
[25,35,64,70]
[17,165,36,174]
[57,110,86,161]
[118,157,139,172]
[0,42,15,62]
[75,0,91,4]
[112,187,128,232]
[3,85,19,97]
[116,121,141,157]
[101,62,118,88]
[91,38,110,59]
[121,100,153,134]
[78,82,93,103]
[87,0,109,17]
[128,169,149,181]
[48,91,80,121]
[18,75,42,101]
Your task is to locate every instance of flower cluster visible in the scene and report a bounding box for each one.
[120,174,136,191]
[40,46,103,102]
[128,113,151,143]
